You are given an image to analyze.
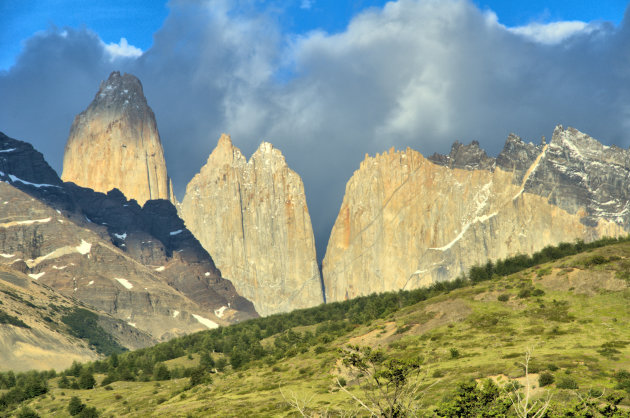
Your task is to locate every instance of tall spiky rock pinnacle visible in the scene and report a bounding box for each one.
[180,134,323,316]
[62,71,175,205]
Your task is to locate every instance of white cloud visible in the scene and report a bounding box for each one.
[300,0,314,10]
[507,21,595,44]
[103,37,143,60]
[0,0,627,257]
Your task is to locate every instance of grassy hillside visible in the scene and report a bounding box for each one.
[9,237,630,416]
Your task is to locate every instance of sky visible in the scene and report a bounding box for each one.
[1,0,630,258]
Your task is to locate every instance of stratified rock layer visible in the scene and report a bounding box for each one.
[0,131,256,344]
[62,71,175,205]
[180,135,323,315]
[323,127,627,302]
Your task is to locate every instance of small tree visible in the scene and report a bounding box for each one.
[153,363,170,381]
[78,370,96,389]
[68,396,85,416]
[338,345,427,417]
[508,348,551,418]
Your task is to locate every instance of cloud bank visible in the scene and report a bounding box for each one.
[1,0,629,257]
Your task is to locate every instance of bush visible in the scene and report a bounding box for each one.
[16,406,40,418]
[68,396,85,416]
[539,372,554,387]
[449,348,460,359]
[78,371,95,389]
[497,294,509,302]
[153,363,170,381]
[556,376,578,389]
[518,288,531,298]
[531,288,545,297]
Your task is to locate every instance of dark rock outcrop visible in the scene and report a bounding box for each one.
[428,140,495,171]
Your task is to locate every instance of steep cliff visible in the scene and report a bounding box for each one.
[180,134,323,315]
[62,71,175,205]
[322,127,627,302]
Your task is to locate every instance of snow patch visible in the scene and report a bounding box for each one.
[28,272,45,280]
[0,148,16,153]
[52,265,68,270]
[76,240,91,255]
[155,266,165,272]
[0,253,14,258]
[0,217,51,228]
[204,272,210,277]
[88,280,94,286]
[214,306,228,318]
[7,174,59,188]
[192,314,219,329]
[430,212,498,251]
[172,310,180,318]
[169,229,183,236]
[115,278,133,289]
[127,322,136,328]
[113,232,127,240]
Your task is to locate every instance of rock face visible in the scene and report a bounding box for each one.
[0,265,154,372]
[180,134,323,316]
[0,131,256,344]
[62,71,175,205]
[322,126,628,302]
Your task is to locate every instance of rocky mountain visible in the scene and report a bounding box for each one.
[0,264,154,372]
[62,71,175,206]
[180,134,323,316]
[0,131,256,349]
[322,126,627,302]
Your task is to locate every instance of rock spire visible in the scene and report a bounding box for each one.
[180,134,324,316]
[62,71,175,205]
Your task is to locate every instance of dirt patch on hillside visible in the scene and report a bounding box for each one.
[348,322,397,348]
[540,269,627,295]
[407,299,471,335]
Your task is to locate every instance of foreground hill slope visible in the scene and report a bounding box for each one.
[12,237,630,416]
[323,126,628,302]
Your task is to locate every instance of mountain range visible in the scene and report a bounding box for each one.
[2,71,630,371]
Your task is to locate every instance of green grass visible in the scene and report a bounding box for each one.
[8,238,630,416]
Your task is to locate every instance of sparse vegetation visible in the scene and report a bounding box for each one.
[61,308,126,356]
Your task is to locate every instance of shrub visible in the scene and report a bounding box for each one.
[518,288,532,298]
[556,376,578,389]
[314,345,326,354]
[78,371,95,389]
[497,294,509,302]
[68,396,85,416]
[531,288,545,297]
[449,348,460,359]
[539,372,554,387]
[153,363,170,381]
[16,406,40,418]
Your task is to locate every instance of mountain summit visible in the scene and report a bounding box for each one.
[180,134,323,316]
[62,71,175,205]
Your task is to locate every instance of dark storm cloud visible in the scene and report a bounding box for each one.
[1,0,630,258]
